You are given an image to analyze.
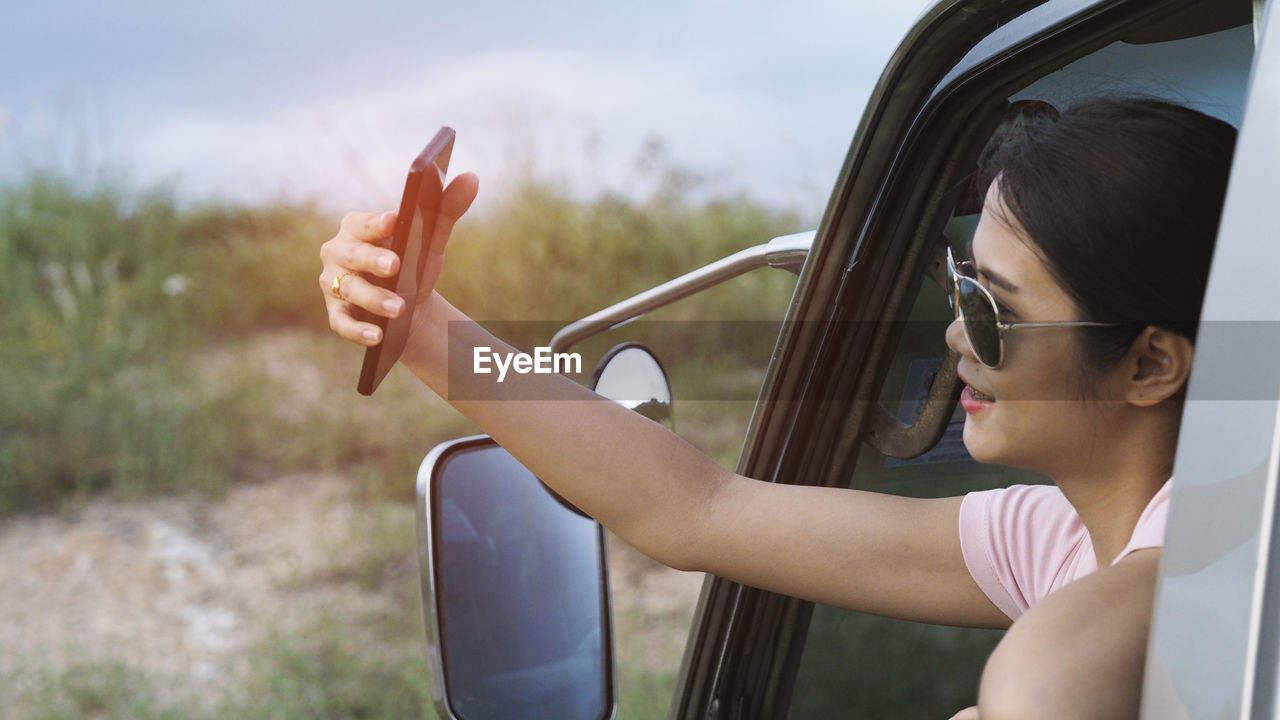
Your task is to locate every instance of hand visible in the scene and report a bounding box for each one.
[319,173,479,347]
[948,706,979,720]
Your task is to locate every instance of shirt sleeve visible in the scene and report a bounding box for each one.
[958,484,1088,620]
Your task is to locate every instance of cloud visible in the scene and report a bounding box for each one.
[5,1,932,221]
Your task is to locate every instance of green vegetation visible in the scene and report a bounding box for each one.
[21,621,436,720]
[21,617,696,720]
[441,176,801,330]
[24,661,195,720]
[0,169,800,513]
[0,175,342,509]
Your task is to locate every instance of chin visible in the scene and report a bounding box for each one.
[961,417,1008,466]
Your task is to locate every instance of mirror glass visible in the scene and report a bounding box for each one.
[590,344,674,429]
[430,443,612,720]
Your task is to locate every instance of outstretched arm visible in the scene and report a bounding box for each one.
[318,179,1009,629]
[404,289,1008,627]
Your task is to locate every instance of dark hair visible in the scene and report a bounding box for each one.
[980,96,1237,368]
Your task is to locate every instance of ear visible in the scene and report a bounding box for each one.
[1125,327,1195,407]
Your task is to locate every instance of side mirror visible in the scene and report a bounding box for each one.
[416,437,615,720]
[589,342,673,430]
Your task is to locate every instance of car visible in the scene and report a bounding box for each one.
[412,0,1278,717]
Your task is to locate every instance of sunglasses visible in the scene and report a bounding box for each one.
[945,246,1125,368]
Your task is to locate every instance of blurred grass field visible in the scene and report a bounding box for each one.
[0,165,802,717]
[0,166,800,509]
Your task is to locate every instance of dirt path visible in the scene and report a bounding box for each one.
[0,473,703,709]
[0,475,374,695]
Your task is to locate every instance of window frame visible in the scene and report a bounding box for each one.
[667,0,1256,717]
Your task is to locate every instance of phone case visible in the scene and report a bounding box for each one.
[358,127,456,396]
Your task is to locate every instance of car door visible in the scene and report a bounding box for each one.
[668,0,1260,718]
[1141,2,1280,717]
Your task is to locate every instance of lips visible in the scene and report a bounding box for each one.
[957,370,996,413]
[960,384,996,414]
[969,386,995,402]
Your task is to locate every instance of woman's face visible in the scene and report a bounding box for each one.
[945,184,1124,476]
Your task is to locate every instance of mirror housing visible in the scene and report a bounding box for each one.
[416,437,616,720]
[590,342,673,430]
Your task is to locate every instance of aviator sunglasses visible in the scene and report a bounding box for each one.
[945,246,1125,368]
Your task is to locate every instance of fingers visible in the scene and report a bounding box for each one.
[321,228,400,279]
[319,273,404,347]
[442,172,480,223]
[328,271,405,317]
[413,172,479,303]
[321,173,478,350]
[326,299,384,346]
[339,210,398,242]
[320,211,407,348]
[428,172,479,257]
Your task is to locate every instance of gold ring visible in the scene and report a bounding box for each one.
[331,271,356,301]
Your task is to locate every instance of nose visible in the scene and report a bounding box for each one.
[945,317,974,360]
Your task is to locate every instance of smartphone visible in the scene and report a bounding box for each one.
[357,127,455,396]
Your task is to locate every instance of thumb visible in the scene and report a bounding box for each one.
[428,172,479,256]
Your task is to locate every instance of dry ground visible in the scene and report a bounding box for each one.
[0,472,703,713]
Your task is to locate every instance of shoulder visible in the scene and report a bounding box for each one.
[962,483,1083,543]
[964,482,1074,518]
[959,483,1092,618]
[977,548,1160,720]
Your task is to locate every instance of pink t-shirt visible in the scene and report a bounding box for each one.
[958,479,1172,620]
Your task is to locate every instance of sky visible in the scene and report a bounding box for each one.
[1,1,932,222]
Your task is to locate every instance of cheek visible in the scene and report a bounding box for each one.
[959,335,1116,468]
[994,332,1092,402]
[963,401,1088,467]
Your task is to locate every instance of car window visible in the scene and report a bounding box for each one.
[786,249,1035,719]
[785,4,1256,717]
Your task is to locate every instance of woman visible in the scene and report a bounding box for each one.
[318,97,1236,718]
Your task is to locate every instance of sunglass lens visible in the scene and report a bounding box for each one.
[956,277,1001,367]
